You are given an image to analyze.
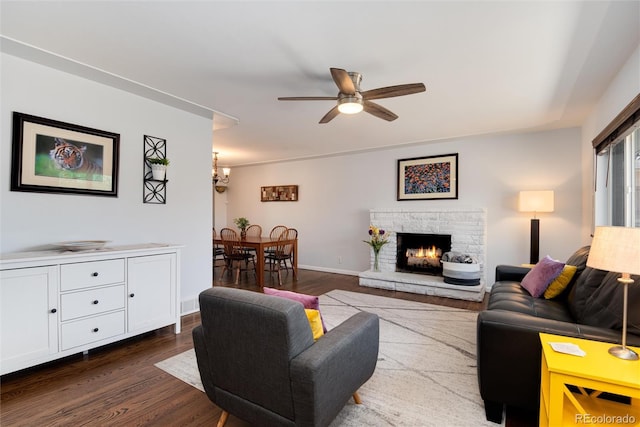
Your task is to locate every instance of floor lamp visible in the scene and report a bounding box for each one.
[587,226,640,360]
[518,191,554,264]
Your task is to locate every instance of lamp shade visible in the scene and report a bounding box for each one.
[587,226,640,275]
[518,191,554,213]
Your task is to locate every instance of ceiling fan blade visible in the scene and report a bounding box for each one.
[361,83,426,100]
[319,105,341,124]
[278,96,338,101]
[330,68,356,95]
[363,101,398,122]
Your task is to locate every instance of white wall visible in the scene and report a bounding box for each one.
[222,127,583,283]
[0,53,214,307]
[580,43,640,235]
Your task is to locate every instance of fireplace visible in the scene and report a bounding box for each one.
[396,233,452,276]
[359,208,486,301]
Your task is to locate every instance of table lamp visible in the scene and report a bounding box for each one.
[519,190,554,264]
[587,226,640,360]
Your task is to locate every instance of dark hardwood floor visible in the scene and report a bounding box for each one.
[1,268,536,426]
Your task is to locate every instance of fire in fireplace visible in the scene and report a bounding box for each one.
[396,233,452,275]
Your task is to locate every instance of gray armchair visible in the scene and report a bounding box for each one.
[192,287,380,427]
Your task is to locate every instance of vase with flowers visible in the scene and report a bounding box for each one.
[363,225,389,272]
[234,217,250,239]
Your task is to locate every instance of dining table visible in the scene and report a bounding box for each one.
[213,235,297,287]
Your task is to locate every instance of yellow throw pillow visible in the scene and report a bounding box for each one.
[544,265,577,299]
[305,309,325,341]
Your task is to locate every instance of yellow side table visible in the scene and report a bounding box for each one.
[539,333,640,427]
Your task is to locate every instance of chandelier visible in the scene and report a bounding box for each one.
[212,151,230,193]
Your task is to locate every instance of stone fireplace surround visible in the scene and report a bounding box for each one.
[358,208,487,301]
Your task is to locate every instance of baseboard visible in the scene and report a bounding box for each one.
[297,264,360,276]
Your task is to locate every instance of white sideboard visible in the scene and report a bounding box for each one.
[0,243,182,375]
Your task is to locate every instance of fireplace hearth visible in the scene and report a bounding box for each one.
[396,233,451,275]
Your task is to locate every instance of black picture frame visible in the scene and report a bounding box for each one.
[11,112,120,197]
[397,153,458,200]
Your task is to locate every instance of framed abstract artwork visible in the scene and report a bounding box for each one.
[11,112,120,197]
[397,153,458,200]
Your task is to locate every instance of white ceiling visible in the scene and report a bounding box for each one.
[1,1,639,167]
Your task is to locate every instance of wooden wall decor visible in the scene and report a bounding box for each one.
[261,185,298,202]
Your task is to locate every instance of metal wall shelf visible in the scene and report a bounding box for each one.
[143,135,168,204]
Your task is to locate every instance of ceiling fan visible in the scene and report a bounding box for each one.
[278,67,426,124]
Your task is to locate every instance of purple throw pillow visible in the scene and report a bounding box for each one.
[520,255,565,298]
[263,288,327,332]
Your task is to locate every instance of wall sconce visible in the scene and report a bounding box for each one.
[212,151,230,193]
[519,190,554,264]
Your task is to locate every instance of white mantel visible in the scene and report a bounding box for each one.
[359,208,487,301]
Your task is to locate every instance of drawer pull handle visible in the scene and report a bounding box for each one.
[91,272,99,277]
[50,308,57,314]
[129,293,135,298]
[92,300,99,305]
[93,328,99,333]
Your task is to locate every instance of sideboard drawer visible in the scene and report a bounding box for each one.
[61,311,125,350]
[60,259,125,291]
[60,285,125,321]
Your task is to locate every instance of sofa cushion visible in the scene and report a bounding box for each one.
[488,281,575,323]
[560,246,590,299]
[520,256,565,297]
[544,265,577,299]
[567,267,609,321]
[572,271,640,335]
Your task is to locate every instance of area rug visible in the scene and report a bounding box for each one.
[155,289,503,426]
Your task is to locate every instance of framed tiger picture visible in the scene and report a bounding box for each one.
[11,112,120,197]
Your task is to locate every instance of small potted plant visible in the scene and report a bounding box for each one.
[147,157,170,181]
[234,217,250,239]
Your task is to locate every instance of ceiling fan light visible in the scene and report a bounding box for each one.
[337,98,364,114]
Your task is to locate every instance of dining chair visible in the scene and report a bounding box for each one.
[218,228,256,285]
[212,228,225,271]
[243,224,262,261]
[245,224,262,238]
[264,225,288,260]
[269,225,288,240]
[282,228,297,274]
[265,228,297,285]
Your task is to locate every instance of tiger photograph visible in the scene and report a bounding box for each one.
[34,136,104,182]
